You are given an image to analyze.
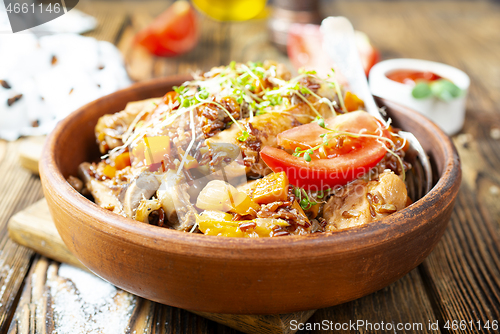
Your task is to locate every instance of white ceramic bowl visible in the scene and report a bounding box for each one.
[369,59,470,135]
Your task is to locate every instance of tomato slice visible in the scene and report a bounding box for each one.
[135,1,198,57]
[260,112,390,190]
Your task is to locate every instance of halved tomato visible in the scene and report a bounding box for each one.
[260,111,390,190]
[135,1,198,57]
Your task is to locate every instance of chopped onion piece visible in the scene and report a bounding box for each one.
[196,180,239,211]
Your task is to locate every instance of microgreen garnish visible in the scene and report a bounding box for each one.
[198,89,209,100]
[411,79,462,101]
[299,69,317,75]
[173,85,188,95]
[316,117,326,128]
[293,146,318,162]
[304,151,312,162]
[326,69,346,112]
[237,130,249,142]
[316,188,330,199]
[294,187,322,210]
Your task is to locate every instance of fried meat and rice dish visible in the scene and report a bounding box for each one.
[70,61,412,237]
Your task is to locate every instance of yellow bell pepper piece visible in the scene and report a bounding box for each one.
[102,165,116,179]
[226,192,260,216]
[250,218,289,237]
[114,152,131,170]
[197,211,244,237]
[251,172,289,204]
[197,212,290,238]
[183,154,199,169]
[131,135,171,165]
[144,136,171,165]
[344,91,365,112]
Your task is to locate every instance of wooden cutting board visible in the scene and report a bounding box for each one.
[8,198,316,334]
[18,136,45,175]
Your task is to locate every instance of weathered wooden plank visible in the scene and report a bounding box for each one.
[18,136,45,176]
[0,140,45,333]
[0,140,7,165]
[310,269,441,333]
[83,10,128,44]
[8,199,87,271]
[418,115,500,333]
[420,187,500,334]
[7,256,137,334]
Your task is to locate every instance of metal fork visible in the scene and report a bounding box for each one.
[321,16,433,196]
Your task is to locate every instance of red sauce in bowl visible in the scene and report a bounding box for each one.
[386,70,442,86]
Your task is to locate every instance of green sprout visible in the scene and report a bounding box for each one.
[237,130,249,142]
[294,187,320,210]
[316,117,326,128]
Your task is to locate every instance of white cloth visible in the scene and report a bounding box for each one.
[0,3,129,140]
[0,33,131,140]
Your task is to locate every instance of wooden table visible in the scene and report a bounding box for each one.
[1,1,500,333]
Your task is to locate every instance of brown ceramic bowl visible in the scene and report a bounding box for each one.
[40,76,461,314]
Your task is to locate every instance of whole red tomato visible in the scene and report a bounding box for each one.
[135,1,198,57]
